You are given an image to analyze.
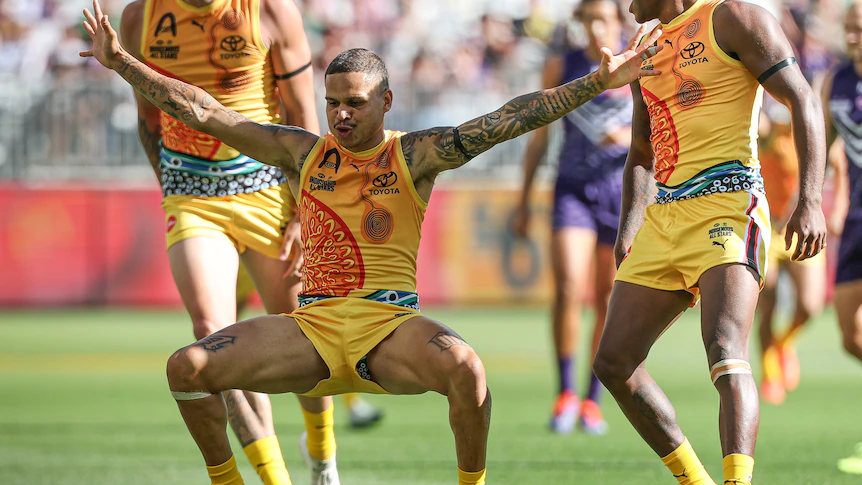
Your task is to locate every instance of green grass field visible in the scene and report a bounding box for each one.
[0,306,859,484]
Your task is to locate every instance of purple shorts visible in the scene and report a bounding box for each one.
[552,171,622,246]
[837,218,862,285]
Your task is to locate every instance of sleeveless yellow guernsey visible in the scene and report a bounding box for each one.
[639,0,763,197]
[141,0,278,161]
[296,131,427,297]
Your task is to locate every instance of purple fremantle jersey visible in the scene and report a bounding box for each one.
[557,48,632,181]
[829,61,862,283]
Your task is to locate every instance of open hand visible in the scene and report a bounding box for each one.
[598,25,664,90]
[784,201,827,261]
[80,0,124,69]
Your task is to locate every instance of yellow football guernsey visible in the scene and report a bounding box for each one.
[142,0,278,161]
[287,131,429,397]
[296,131,427,297]
[639,0,764,201]
[616,0,772,299]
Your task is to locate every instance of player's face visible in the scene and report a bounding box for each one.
[846,7,862,65]
[628,0,660,24]
[325,72,392,151]
[578,2,622,52]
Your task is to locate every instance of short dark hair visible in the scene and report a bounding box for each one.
[575,0,625,22]
[325,48,390,93]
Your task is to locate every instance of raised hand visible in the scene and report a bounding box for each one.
[597,25,663,90]
[80,0,124,69]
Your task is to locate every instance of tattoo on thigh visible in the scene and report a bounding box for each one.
[632,383,675,431]
[197,335,237,352]
[429,331,470,352]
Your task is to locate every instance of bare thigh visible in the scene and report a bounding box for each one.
[551,228,597,301]
[171,314,330,395]
[168,236,239,337]
[240,248,301,314]
[366,317,480,395]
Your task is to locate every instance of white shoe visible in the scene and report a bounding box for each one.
[299,431,340,485]
[348,397,384,429]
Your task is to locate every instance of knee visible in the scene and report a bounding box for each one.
[444,349,487,399]
[166,345,216,392]
[592,348,632,387]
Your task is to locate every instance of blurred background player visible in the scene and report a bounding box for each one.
[120,0,339,483]
[236,266,384,428]
[512,0,631,436]
[825,1,862,474]
[756,96,827,406]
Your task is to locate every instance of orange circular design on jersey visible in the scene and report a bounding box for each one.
[642,87,680,183]
[300,191,365,296]
[222,10,244,30]
[684,19,701,39]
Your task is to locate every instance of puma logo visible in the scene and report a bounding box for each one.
[665,39,673,48]
[673,469,688,478]
[350,163,360,172]
[191,19,205,32]
[712,239,727,250]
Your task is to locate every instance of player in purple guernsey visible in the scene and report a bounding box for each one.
[826,2,862,475]
[513,0,631,436]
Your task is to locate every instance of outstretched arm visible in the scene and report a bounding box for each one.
[615,79,656,268]
[714,0,827,261]
[81,0,318,177]
[512,54,564,238]
[119,1,162,183]
[400,26,663,199]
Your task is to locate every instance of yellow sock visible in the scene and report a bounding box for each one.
[762,345,782,381]
[207,455,245,485]
[243,436,292,485]
[661,438,716,485]
[458,467,486,485]
[722,453,754,485]
[302,406,336,461]
[343,393,359,407]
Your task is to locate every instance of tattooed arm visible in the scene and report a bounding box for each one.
[615,79,656,268]
[81,3,318,178]
[119,1,162,183]
[401,26,664,201]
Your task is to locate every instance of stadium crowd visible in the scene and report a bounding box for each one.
[0,0,848,180]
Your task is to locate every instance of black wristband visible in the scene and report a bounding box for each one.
[274,61,312,80]
[452,126,473,160]
[757,57,797,85]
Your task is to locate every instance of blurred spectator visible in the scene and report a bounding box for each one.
[0,0,857,181]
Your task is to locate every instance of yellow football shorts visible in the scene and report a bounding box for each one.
[616,190,771,302]
[163,185,296,259]
[289,293,422,397]
[768,226,825,268]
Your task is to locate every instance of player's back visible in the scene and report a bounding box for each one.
[297,131,426,297]
[638,0,764,202]
[142,0,278,162]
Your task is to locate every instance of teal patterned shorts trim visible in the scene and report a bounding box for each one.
[655,161,765,204]
[297,290,421,310]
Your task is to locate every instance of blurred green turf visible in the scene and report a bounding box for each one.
[0,306,859,484]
